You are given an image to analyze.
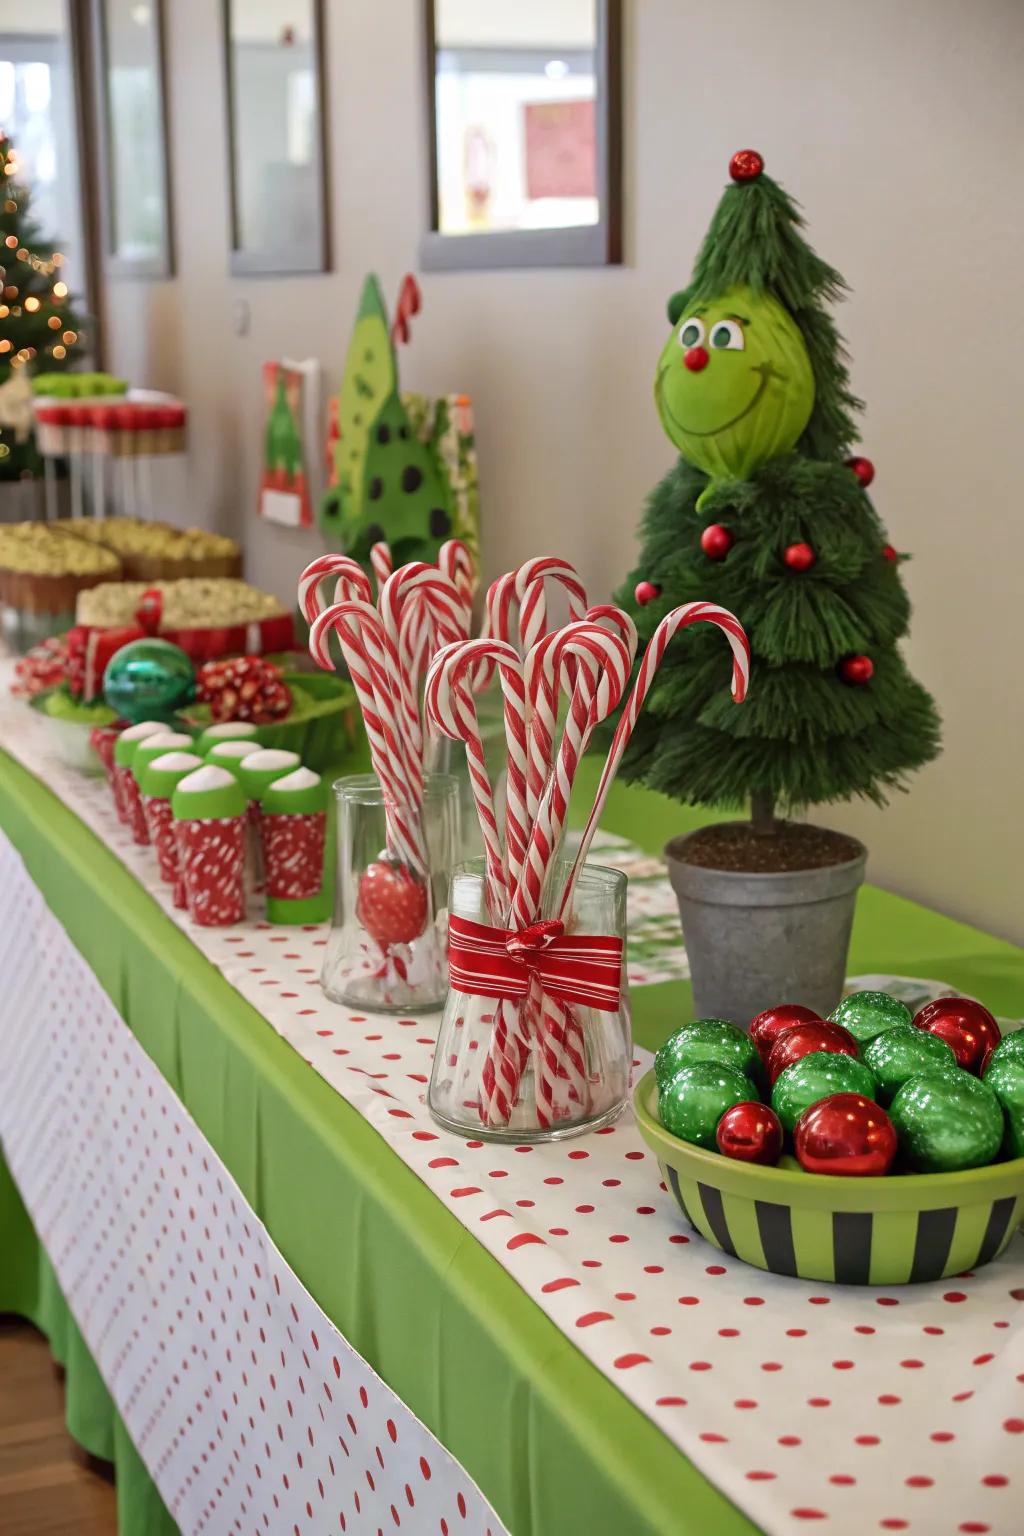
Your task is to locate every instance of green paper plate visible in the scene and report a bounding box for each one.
[182,672,361,775]
[634,1069,1024,1285]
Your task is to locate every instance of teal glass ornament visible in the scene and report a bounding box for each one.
[658,1062,752,1149]
[863,1025,957,1104]
[654,1019,760,1089]
[771,1051,877,1134]
[889,1070,1003,1173]
[982,1056,1024,1160]
[830,990,912,1044]
[103,639,195,723]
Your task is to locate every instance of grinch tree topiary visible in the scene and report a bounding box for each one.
[615,150,940,840]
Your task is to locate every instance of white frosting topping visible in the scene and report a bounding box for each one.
[176,764,236,794]
[204,721,259,740]
[244,749,300,771]
[144,731,192,752]
[150,751,203,773]
[209,740,261,760]
[121,720,167,741]
[269,766,320,793]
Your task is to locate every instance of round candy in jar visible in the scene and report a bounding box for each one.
[982,1055,1024,1160]
[771,1051,877,1135]
[888,1070,1003,1173]
[658,1062,752,1149]
[654,1019,760,1089]
[829,990,911,1045]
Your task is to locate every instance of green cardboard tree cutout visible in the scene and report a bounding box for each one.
[320,275,479,569]
[615,150,940,832]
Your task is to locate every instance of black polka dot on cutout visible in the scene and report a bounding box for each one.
[399,425,409,440]
[401,465,423,494]
[366,523,385,544]
[376,424,391,444]
[368,477,383,500]
[429,508,451,537]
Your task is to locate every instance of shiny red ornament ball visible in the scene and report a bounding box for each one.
[700,524,733,560]
[794,1093,898,1177]
[846,455,875,488]
[729,149,764,183]
[356,859,428,949]
[749,1003,823,1063]
[766,1020,859,1087]
[882,543,898,562]
[634,579,662,607]
[913,996,1001,1075]
[783,542,816,572]
[716,1101,784,1165]
[838,654,874,686]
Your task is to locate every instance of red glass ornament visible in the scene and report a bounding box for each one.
[684,345,709,372]
[882,544,898,562]
[783,542,816,572]
[729,149,764,183]
[838,654,874,686]
[634,580,662,607]
[913,997,1001,1075]
[794,1093,898,1177]
[700,524,733,560]
[716,1101,784,1165]
[356,859,427,948]
[749,1003,822,1063]
[846,455,875,488]
[766,1020,859,1087]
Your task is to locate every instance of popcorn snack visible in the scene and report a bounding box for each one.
[53,517,240,580]
[0,522,122,616]
[76,577,284,631]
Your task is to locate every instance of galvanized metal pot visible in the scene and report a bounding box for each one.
[665,826,867,1027]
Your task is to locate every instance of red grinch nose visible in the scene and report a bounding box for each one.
[684,346,709,372]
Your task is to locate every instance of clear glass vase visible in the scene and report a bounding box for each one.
[321,772,459,1012]
[428,858,632,1142]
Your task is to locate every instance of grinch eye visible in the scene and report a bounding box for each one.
[709,320,745,351]
[678,317,705,349]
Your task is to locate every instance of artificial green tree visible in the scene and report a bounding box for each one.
[0,133,85,479]
[614,150,940,839]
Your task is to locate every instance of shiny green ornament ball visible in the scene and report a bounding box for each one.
[829,990,912,1045]
[889,1070,1003,1173]
[863,1025,957,1104]
[103,639,195,723]
[986,1031,1024,1072]
[982,1056,1024,1160]
[658,1062,753,1149]
[654,1019,760,1089]
[771,1051,877,1134]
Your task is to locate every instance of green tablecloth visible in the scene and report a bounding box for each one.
[2,746,1021,1536]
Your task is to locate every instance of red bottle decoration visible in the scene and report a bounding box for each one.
[700,524,733,560]
[716,1101,784,1165]
[882,544,898,562]
[838,654,874,686]
[729,149,764,183]
[749,1003,822,1063]
[783,542,816,572]
[912,997,1001,1075]
[846,455,875,488]
[634,580,662,607]
[357,859,428,948]
[794,1093,898,1176]
[766,1020,859,1087]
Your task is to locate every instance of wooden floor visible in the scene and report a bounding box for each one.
[0,1318,117,1536]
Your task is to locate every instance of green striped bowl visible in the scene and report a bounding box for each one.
[634,1070,1024,1285]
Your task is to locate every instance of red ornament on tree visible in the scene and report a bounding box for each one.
[357,859,428,949]
[634,580,662,607]
[794,1093,898,1176]
[882,544,898,562]
[749,1003,823,1063]
[716,1101,784,1165]
[766,1020,859,1087]
[838,654,874,686]
[846,455,875,488]
[700,524,733,560]
[783,542,816,572]
[729,149,764,183]
[912,997,1001,1075]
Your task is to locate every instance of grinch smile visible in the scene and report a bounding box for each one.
[658,362,778,438]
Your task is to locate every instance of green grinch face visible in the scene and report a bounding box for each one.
[654,284,814,480]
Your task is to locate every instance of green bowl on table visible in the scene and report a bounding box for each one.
[633,1069,1024,1285]
[182,672,360,775]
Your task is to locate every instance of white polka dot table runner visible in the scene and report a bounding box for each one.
[4,689,1024,1534]
[0,834,506,1536]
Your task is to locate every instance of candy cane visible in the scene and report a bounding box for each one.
[563,601,750,916]
[438,538,477,623]
[391,272,421,347]
[379,562,470,782]
[370,541,393,593]
[298,553,372,626]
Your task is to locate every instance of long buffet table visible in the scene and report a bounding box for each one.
[2,728,1023,1536]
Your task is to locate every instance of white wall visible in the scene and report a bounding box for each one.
[100,0,1024,945]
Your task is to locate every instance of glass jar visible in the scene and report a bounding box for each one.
[321,773,459,1012]
[428,858,631,1142]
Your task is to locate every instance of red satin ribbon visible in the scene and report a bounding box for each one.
[448,914,624,1013]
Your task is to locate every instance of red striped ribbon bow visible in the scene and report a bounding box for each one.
[448,915,624,1013]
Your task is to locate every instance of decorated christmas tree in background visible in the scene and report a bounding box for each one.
[614,150,940,837]
[0,132,85,479]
